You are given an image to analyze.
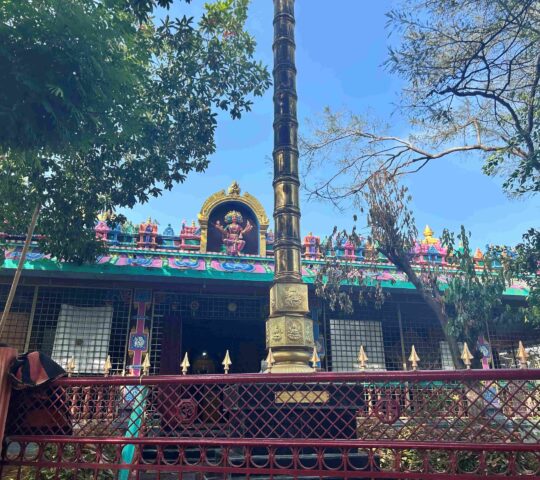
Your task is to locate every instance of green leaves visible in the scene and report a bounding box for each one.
[0,0,270,262]
[385,0,540,196]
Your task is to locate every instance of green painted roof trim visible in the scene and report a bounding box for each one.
[0,252,528,297]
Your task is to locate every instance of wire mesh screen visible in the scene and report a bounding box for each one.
[489,324,540,369]
[397,299,448,370]
[329,319,386,371]
[324,300,405,372]
[0,284,35,351]
[27,286,132,375]
[150,292,267,375]
[323,295,540,371]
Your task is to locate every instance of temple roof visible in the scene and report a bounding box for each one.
[0,182,528,297]
[0,241,528,297]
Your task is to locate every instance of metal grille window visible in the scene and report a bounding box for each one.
[329,319,386,371]
[27,286,131,375]
[488,325,540,369]
[51,304,114,374]
[0,285,35,351]
[397,300,447,370]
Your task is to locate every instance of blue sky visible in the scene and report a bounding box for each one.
[123,0,539,248]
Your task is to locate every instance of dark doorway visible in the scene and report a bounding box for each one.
[153,293,267,375]
[181,314,265,374]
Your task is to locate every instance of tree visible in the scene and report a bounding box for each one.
[0,0,270,332]
[315,173,529,368]
[1,0,269,256]
[511,229,540,320]
[301,0,539,366]
[300,0,540,202]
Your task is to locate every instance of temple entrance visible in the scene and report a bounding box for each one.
[181,315,264,374]
[153,292,267,375]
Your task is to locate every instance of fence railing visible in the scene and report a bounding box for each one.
[2,369,540,478]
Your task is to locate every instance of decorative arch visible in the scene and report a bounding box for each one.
[198,181,270,256]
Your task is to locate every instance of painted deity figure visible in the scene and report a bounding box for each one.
[138,217,158,247]
[144,224,153,243]
[214,210,253,256]
[303,232,320,258]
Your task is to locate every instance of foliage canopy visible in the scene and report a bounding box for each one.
[0,0,270,261]
[301,0,540,201]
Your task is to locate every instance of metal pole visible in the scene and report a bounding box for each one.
[266,0,314,373]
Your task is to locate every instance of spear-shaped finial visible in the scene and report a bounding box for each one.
[409,345,420,371]
[142,353,151,376]
[103,355,112,376]
[265,348,276,373]
[357,345,368,371]
[222,350,232,374]
[517,341,529,369]
[310,346,320,370]
[181,352,190,375]
[461,343,474,369]
[66,356,76,377]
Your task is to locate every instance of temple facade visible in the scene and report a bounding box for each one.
[0,181,536,375]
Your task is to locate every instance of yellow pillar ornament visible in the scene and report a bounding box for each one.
[409,345,420,371]
[357,345,368,371]
[310,346,320,370]
[517,341,529,369]
[181,352,190,375]
[142,353,151,376]
[66,356,76,377]
[265,348,276,373]
[222,350,232,374]
[103,355,112,376]
[461,343,474,369]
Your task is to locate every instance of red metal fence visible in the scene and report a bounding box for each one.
[2,370,540,478]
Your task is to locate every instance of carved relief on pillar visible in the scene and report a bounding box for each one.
[270,283,309,315]
[266,316,314,348]
[286,319,303,342]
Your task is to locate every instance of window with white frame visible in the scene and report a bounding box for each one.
[329,319,386,371]
[52,304,114,374]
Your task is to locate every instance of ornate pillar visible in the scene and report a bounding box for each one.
[267,0,314,373]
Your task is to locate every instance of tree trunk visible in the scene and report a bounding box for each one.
[422,293,464,369]
[389,252,465,369]
[0,204,41,340]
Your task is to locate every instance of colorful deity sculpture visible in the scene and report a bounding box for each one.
[138,217,158,248]
[95,211,111,241]
[303,232,321,259]
[122,221,137,245]
[179,220,201,250]
[95,220,110,241]
[214,210,253,256]
[108,223,122,245]
[162,224,176,247]
[343,237,355,259]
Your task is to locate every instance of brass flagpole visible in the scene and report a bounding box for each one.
[266,0,314,373]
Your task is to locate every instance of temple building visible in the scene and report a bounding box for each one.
[0,181,536,375]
